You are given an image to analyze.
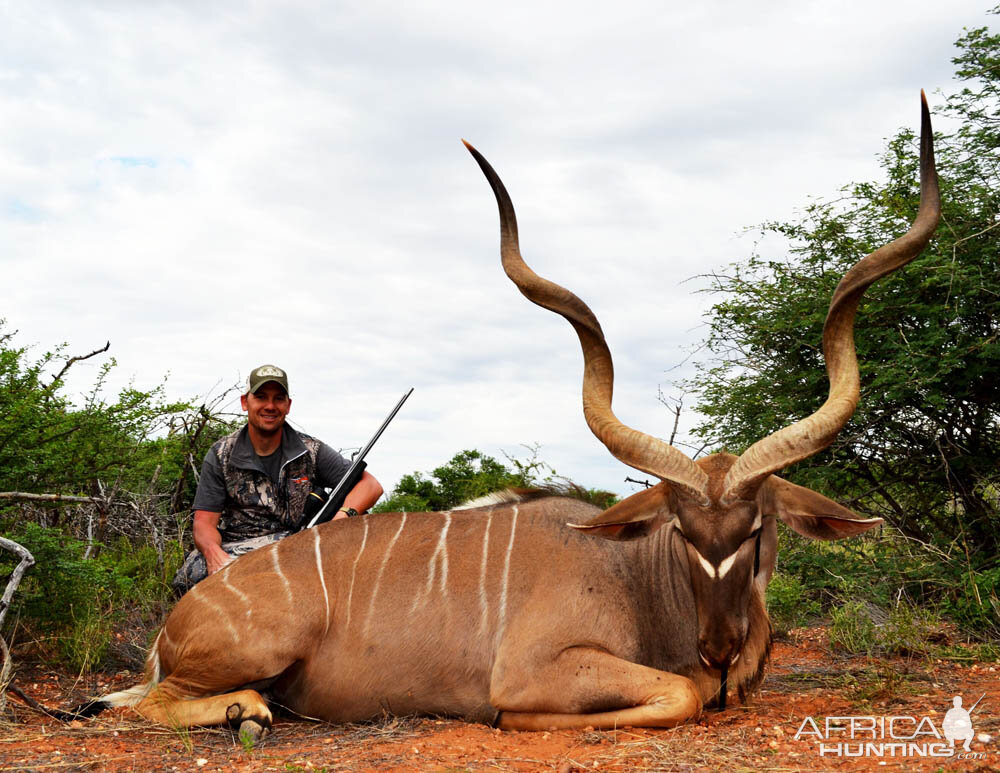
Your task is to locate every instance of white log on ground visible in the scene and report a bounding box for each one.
[0,537,35,634]
[0,537,35,711]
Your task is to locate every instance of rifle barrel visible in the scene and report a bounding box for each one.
[305,387,413,530]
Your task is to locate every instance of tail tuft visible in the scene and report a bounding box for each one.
[67,699,111,718]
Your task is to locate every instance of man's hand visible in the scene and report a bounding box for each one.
[341,472,384,515]
[206,549,234,575]
[193,510,232,574]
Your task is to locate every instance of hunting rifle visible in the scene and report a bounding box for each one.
[296,387,413,531]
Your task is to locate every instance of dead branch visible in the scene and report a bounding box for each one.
[0,492,101,504]
[0,538,35,635]
[43,341,111,395]
[5,683,73,720]
[0,636,8,714]
[656,387,687,446]
[0,537,35,713]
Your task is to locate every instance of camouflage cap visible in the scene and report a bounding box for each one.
[246,364,290,396]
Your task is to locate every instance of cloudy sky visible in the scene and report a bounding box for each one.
[1,1,992,500]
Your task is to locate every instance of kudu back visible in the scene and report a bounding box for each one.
[84,96,939,735]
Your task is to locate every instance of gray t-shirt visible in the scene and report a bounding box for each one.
[192,434,350,513]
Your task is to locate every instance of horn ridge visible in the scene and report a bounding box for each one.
[721,93,941,502]
[464,140,709,499]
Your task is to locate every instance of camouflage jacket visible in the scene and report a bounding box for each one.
[213,425,322,540]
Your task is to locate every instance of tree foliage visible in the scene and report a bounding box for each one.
[373,449,544,512]
[374,447,617,513]
[690,15,1000,565]
[0,320,238,510]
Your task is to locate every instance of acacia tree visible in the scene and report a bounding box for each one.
[0,321,239,537]
[690,13,1000,561]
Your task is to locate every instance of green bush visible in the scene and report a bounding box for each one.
[828,599,945,658]
[942,567,1000,637]
[880,602,941,657]
[1,523,180,672]
[771,519,1000,642]
[829,601,878,654]
[766,572,821,636]
[60,603,114,674]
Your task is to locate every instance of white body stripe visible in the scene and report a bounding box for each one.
[313,528,330,634]
[430,512,451,593]
[201,592,241,642]
[365,513,408,636]
[477,511,493,635]
[496,506,518,642]
[271,544,293,605]
[345,517,370,629]
[411,512,453,614]
[221,566,253,620]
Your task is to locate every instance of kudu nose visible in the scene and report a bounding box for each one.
[698,634,743,671]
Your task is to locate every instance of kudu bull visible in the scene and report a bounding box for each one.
[79,95,939,737]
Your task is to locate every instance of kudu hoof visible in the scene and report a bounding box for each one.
[226,701,271,744]
[237,718,269,745]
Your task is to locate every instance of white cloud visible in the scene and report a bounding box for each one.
[0,0,991,498]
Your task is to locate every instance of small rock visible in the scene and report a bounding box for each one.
[195,759,207,767]
[978,733,993,744]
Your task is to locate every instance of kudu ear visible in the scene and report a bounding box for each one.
[760,476,883,540]
[568,484,670,541]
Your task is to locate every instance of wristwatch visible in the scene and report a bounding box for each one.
[339,507,359,518]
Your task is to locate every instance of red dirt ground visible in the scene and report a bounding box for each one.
[1,628,997,772]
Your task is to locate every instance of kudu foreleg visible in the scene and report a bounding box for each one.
[134,679,273,734]
[493,647,701,730]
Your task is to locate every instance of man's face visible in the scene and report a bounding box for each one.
[240,382,291,436]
